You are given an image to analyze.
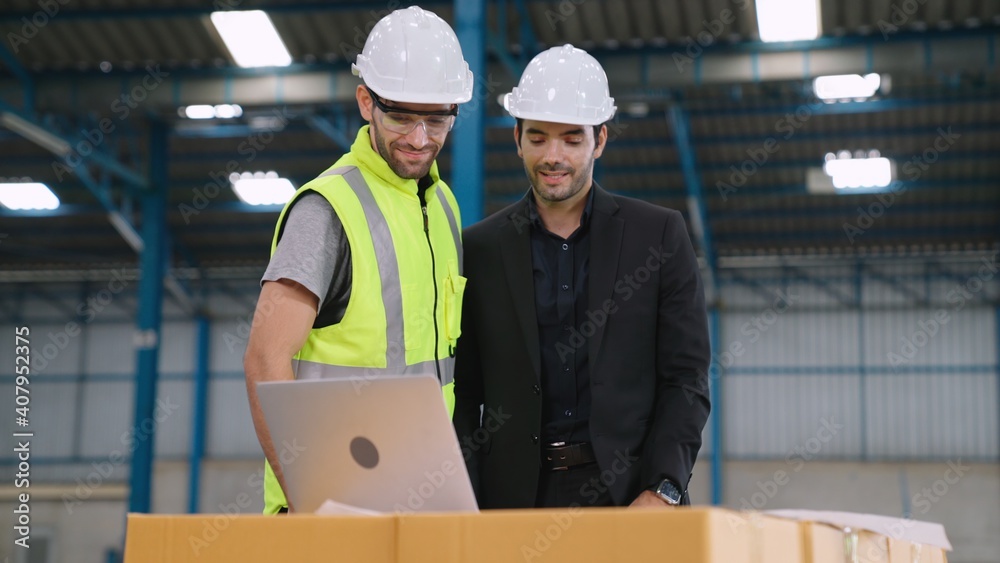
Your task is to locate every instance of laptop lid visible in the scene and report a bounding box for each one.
[257,375,479,514]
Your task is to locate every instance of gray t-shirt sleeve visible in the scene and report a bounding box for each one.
[261,192,351,318]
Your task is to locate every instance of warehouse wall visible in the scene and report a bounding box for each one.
[0,258,997,562]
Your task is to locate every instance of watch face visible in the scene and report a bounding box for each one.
[657,480,682,504]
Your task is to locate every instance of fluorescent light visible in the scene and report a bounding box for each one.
[230,171,295,205]
[756,0,821,42]
[184,105,216,119]
[181,104,244,119]
[210,10,292,68]
[0,112,72,156]
[823,153,894,190]
[0,182,60,210]
[213,104,243,118]
[814,74,882,101]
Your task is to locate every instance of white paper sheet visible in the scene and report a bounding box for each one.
[765,508,952,551]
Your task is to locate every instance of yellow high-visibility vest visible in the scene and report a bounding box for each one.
[261,126,464,514]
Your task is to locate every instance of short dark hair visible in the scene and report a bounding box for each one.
[515,118,603,147]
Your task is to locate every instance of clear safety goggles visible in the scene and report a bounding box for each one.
[367,87,458,136]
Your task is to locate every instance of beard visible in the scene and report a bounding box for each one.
[371,119,440,180]
[526,154,595,204]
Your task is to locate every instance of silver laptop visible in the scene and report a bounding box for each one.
[257,375,479,514]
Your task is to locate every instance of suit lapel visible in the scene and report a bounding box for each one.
[588,185,623,367]
[499,201,542,381]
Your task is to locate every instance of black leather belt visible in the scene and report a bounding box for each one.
[542,442,596,471]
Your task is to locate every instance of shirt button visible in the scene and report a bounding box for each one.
[561,284,569,290]
[562,243,569,251]
[563,365,570,372]
[532,384,541,395]
[565,409,573,417]
[531,434,539,444]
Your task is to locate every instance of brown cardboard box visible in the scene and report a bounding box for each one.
[800,520,846,563]
[124,507,800,563]
[738,511,803,563]
[396,507,778,563]
[774,509,951,563]
[796,521,949,563]
[124,513,396,563]
[891,539,948,563]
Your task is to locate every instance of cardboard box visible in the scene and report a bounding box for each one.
[124,507,800,563]
[800,520,846,563]
[124,513,396,563]
[796,520,948,563]
[396,507,788,563]
[737,511,803,563]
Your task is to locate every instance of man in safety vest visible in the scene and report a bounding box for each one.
[244,6,473,514]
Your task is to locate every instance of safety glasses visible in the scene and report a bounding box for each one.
[367,87,458,136]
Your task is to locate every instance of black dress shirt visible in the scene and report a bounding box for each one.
[526,187,595,445]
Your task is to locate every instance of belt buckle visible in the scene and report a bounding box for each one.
[546,442,570,471]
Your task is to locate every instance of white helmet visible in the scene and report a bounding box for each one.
[503,44,616,126]
[352,6,474,104]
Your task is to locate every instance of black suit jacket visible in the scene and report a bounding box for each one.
[454,185,711,508]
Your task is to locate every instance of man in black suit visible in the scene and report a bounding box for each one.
[453,44,711,509]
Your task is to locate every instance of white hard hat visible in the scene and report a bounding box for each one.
[352,6,474,104]
[503,44,616,126]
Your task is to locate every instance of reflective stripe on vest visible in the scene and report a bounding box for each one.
[288,165,461,386]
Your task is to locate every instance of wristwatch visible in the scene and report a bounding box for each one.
[651,479,683,506]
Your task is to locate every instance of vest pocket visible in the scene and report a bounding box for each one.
[444,262,467,347]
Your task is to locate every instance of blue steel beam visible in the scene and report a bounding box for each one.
[5,146,999,173]
[575,26,1000,57]
[687,95,1000,118]
[714,224,998,242]
[863,266,930,307]
[0,40,34,115]
[691,122,1000,146]
[709,308,722,506]
[304,114,353,152]
[452,0,486,225]
[128,119,168,514]
[486,28,524,80]
[783,265,858,308]
[188,315,211,513]
[668,106,717,287]
[0,101,148,189]
[0,2,453,22]
[669,104,722,505]
[486,176,1000,204]
[512,0,539,64]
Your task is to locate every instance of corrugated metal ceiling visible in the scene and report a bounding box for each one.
[0,0,998,267]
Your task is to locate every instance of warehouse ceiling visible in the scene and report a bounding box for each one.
[1,0,998,279]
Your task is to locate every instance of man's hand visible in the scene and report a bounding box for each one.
[629,490,676,509]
